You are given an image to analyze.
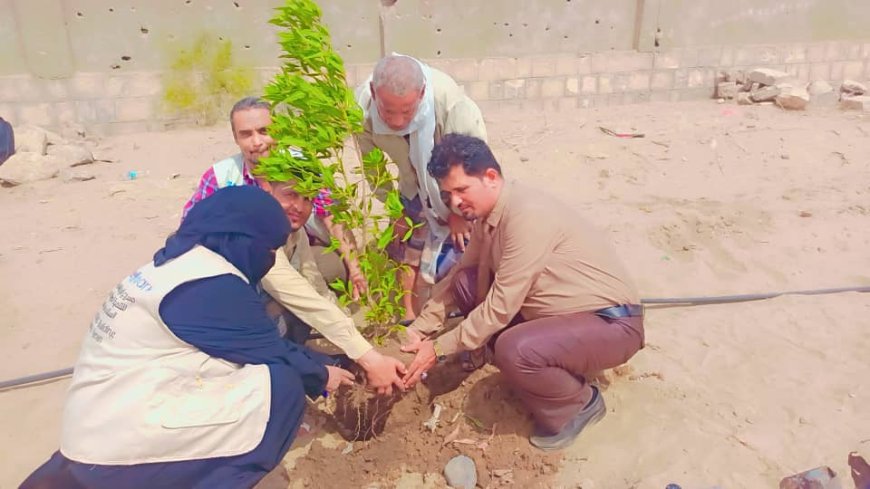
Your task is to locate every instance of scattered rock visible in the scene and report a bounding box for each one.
[716,81,739,100]
[751,85,781,103]
[492,469,514,485]
[748,68,791,87]
[59,168,96,183]
[807,81,837,106]
[0,152,61,186]
[444,455,477,489]
[775,85,810,110]
[14,126,48,155]
[840,79,867,96]
[807,80,834,96]
[59,123,88,141]
[811,92,839,107]
[840,95,870,111]
[44,129,65,146]
[721,70,747,85]
[394,472,424,489]
[736,92,754,105]
[46,144,94,167]
[391,472,447,489]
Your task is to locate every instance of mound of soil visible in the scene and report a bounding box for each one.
[292,353,565,488]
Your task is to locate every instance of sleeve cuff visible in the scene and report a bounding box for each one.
[435,331,462,356]
[343,335,374,360]
[409,317,442,336]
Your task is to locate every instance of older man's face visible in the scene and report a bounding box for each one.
[231,107,274,167]
[372,84,424,131]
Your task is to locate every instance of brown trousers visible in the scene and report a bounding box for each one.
[452,268,645,433]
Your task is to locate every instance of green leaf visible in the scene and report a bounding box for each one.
[264,0,411,335]
[376,224,394,250]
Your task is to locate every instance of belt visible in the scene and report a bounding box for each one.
[595,304,644,320]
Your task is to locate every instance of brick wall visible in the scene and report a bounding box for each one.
[1,40,868,134]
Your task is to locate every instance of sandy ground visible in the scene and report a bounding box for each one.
[1,100,869,489]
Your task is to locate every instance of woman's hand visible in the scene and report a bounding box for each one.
[324,366,355,393]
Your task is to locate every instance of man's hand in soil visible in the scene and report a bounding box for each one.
[356,349,406,396]
[324,365,355,394]
[400,329,437,388]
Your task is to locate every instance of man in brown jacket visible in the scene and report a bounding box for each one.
[402,134,644,451]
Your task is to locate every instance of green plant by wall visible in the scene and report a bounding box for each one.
[162,34,254,125]
[259,0,414,340]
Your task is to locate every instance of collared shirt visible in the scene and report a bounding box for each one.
[182,164,258,218]
[411,182,639,355]
[260,229,372,360]
[182,161,334,220]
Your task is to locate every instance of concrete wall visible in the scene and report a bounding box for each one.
[1,0,869,133]
[0,0,381,77]
[639,0,870,51]
[383,0,638,58]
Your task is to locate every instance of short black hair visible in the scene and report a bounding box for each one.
[427,134,502,179]
[230,96,270,132]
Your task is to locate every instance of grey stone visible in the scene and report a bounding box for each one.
[59,167,96,183]
[775,85,810,110]
[444,455,477,489]
[807,80,834,96]
[748,68,791,86]
[46,144,94,167]
[807,81,838,106]
[60,123,88,141]
[716,81,739,99]
[840,79,867,96]
[840,95,870,111]
[0,152,61,186]
[14,125,48,155]
[751,85,781,102]
[737,92,755,105]
[44,129,65,146]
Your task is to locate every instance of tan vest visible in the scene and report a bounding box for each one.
[60,246,271,465]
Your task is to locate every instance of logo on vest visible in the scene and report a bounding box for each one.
[89,283,136,344]
[128,271,153,292]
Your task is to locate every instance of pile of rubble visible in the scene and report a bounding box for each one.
[0,125,96,187]
[716,68,868,112]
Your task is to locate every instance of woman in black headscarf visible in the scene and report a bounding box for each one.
[22,186,354,489]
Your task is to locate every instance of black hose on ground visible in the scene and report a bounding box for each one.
[1,285,868,392]
[0,367,74,391]
[641,285,870,305]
